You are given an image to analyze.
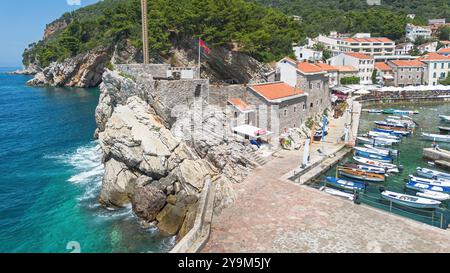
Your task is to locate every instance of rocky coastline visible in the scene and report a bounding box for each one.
[94,68,257,238]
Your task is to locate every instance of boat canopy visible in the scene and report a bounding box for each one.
[232,124,273,138]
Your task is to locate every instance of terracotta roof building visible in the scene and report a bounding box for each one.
[247,82,308,133]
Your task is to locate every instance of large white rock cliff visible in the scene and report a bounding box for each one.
[95,69,256,237]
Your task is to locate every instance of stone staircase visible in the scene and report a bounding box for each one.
[248,150,270,166]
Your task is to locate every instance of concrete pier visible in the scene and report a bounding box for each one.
[423,147,450,162]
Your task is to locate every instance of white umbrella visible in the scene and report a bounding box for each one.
[354,89,371,95]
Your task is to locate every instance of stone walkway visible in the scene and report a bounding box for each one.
[203,149,450,252]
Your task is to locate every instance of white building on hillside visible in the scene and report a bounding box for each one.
[338,37,395,56]
[405,24,432,42]
[419,52,450,86]
[395,42,414,55]
[418,41,438,54]
[327,52,375,84]
[293,46,323,62]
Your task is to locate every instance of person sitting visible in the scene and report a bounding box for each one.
[250,139,261,148]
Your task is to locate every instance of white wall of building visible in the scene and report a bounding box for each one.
[406,24,432,42]
[423,60,450,86]
[293,46,323,62]
[276,60,298,87]
[328,54,374,84]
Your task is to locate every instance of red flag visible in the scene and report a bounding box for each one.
[199,38,210,54]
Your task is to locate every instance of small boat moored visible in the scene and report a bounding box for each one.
[357,136,392,146]
[354,150,393,163]
[421,133,450,143]
[381,190,441,209]
[320,186,355,201]
[342,163,386,174]
[363,144,399,157]
[416,190,450,201]
[416,167,450,180]
[353,156,400,173]
[439,115,450,122]
[325,177,366,191]
[337,167,385,182]
[409,175,450,187]
[439,126,450,134]
[406,181,450,194]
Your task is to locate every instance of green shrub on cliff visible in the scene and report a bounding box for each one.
[23,0,304,68]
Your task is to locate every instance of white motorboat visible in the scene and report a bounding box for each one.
[421,133,450,143]
[416,190,450,201]
[381,190,441,209]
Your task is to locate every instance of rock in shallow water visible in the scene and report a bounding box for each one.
[132,185,166,222]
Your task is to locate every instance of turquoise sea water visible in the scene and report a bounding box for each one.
[0,68,174,253]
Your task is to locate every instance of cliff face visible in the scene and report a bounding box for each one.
[27,46,112,88]
[95,69,257,236]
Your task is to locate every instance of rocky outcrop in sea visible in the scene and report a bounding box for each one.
[27,46,112,88]
[95,68,257,237]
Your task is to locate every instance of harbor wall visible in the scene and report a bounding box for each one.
[423,148,450,162]
[357,89,450,105]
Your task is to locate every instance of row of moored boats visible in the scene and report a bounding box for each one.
[322,111,450,209]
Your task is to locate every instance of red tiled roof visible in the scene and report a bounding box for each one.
[296,61,324,73]
[438,47,450,53]
[250,82,304,101]
[344,52,373,60]
[390,60,424,67]
[419,52,450,61]
[228,98,253,112]
[335,65,358,72]
[375,62,392,71]
[314,62,338,72]
[343,37,394,43]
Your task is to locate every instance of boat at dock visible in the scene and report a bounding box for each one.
[439,115,450,122]
[353,156,400,172]
[342,163,386,174]
[368,131,401,140]
[373,127,411,136]
[325,177,366,191]
[439,127,450,134]
[421,133,450,143]
[406,181,450,194]
[356,137,392,146]
[354,150,393,163]
[386,118,416,128]
[362,145,399,157]
[354,146,390,157]
[375,121,408,129]
[367,109,383,114]
[320,186,355,201]
[383,109,419,115]
[416,190,450,201]
[416,167,450,180]
[337,167,385,182]
[381,190,441,209]
[409,175,450,187]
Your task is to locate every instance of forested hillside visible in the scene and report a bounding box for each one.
[23,0,303,68]
[254,0,450,39]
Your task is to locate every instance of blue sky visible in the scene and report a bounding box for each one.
[0,0,100,67]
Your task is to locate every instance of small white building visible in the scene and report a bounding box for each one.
[418,41,438,54]
[405,24,432,42]
[293,46,323,62]
[419,52,450,86]
[327,52,375,84]
[395,42,414,55]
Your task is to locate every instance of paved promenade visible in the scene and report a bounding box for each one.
[203,106,450,253]
[203,149,450,253]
